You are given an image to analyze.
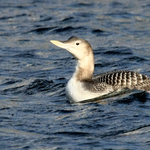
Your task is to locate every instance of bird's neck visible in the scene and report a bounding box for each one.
[73,55,94,82]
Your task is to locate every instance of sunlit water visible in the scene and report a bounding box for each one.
[0,0,150,149]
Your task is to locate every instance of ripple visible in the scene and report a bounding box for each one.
[24,79,55,94]
[14,52,35,58]
[53,26,87,33]
[114,91,148,104]
[71,2,94,8]
[39,16,52,22]
[124,56,147,62]
[0,13,27,20]
[62,17,75,22]
[103,47,133,55]
[54,131,90,137]
[0,78,65,96]
[28,26,57,34]
[92,29,112,36]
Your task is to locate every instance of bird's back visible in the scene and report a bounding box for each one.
[84,70,150,93]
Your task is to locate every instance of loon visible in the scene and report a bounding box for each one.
[50,36,150,103]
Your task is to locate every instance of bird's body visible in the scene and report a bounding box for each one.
[50,37,150,103]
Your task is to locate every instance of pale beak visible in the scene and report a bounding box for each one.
[50,40,68,49]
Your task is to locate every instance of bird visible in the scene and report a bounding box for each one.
[50,36,150,103]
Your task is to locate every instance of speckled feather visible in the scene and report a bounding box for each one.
[84,70,150,92]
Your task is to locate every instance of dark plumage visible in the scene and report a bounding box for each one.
[84,70,150,92]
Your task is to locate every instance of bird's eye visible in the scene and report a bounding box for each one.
[76,43,79,45]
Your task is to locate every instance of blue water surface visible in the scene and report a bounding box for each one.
[0,0,150,149]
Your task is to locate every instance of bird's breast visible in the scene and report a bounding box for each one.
[65,78,104,103]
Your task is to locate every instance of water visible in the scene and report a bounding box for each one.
[0,0,150,149]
